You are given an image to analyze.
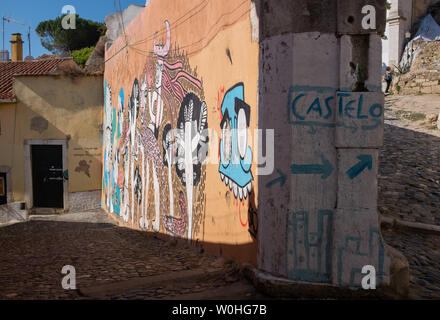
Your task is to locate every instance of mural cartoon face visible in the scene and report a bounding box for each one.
[219,83,253,201]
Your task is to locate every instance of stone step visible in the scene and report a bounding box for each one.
[165,281,266,300]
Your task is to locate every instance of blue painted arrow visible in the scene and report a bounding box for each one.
[266,169,287,188]
[291,155,334,180]
[346,155,373,180]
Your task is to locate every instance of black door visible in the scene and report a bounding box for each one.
[0,172,6,205]
[32,145,64,208]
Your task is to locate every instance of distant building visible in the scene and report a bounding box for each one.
[0,33,103,217]
[383,0,440,68]
[104,4,145,44]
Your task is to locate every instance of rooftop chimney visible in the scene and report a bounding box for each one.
[10,33,23,62]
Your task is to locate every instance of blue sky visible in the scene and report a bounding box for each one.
[1,0,146,58]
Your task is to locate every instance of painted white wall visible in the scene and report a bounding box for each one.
[382,0,414,68]
[382,5,391,70]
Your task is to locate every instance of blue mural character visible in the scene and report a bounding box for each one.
[111,88,125,216]
[219,83,253,201]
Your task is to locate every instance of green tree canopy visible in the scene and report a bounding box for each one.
[71,46,95,67]
[36,14,106,55]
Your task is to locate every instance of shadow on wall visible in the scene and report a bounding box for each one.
[104,190,259,265]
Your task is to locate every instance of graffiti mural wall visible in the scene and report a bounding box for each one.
[103,20,209,241]
[103,0,259,262]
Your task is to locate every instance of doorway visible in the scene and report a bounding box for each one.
[0,172,6,205]
[31,145,64,208]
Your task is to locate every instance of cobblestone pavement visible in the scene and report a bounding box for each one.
[379,96,440,225]
[382,228,440,300]
[379,95,440,300]
[0,210,261,300]
[1,210,439,299]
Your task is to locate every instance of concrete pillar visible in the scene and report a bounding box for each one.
[255,0,395,294]
[385,0,413,67]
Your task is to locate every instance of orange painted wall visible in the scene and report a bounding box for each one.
[103,0,259,265]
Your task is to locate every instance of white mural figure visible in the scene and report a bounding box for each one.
[148,20,170,138]
[133,164,142,228]
[131,142,137,227]
[121,143,130,223]
[151,162,161,232]
[138,79,165,233]
[105,127,113,209]
[183,114,194,240]
[162,124,175,218]
[136,20,170,233]
[128,80,140,227]
[176,93,209,241]
[105,19,209,239]
[137,129,149,230]
[139,80,148,230]
[104,83,113,210]
[111,147,118,212]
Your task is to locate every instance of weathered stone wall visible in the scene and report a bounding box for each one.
[395,70,440,94]
[394,40,440,94]
[257,0,392,289]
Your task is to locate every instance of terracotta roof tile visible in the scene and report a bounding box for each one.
[0,58,69,100]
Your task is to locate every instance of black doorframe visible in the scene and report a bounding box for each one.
[25,140,69,213]
[0,172,7,205]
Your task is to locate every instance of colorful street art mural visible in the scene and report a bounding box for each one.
[218,83,254,201]
[102,20,209,240]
